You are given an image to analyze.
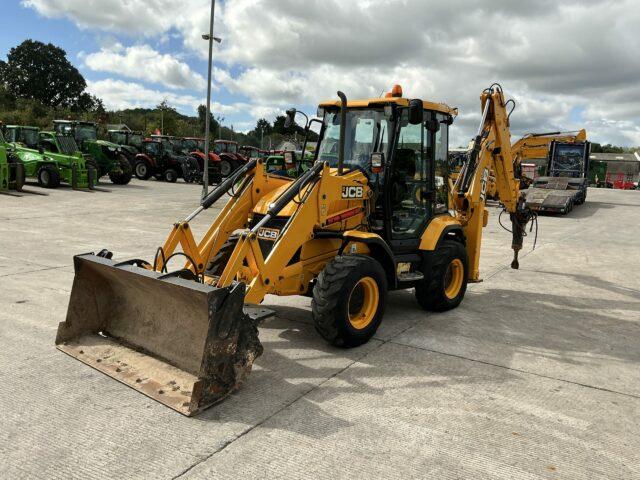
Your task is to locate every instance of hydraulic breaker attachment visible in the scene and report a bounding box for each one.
[56,253,272,416]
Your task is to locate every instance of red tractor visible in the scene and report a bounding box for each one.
[213,140,246,177]
[181,137,222,184]
[133,138,199,183]
[239,145,267,160]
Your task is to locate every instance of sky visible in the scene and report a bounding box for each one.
[1,0,640,147]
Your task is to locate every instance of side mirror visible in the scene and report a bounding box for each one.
[284,108,296,129]
[408,99,423,125]
[371,152,385,174]
[425,119,440,133]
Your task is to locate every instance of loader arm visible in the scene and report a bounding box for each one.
[452,85,532,280]
[217,161,370,304]
[154,159,291,275]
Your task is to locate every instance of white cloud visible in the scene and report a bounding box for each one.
[86,79,201,111]
[85,44,206,90]
[23,0,640,146]
[22,0,193,35]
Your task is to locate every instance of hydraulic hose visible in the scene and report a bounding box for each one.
[252,161,325,232]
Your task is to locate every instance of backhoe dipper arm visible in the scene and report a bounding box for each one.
[453,85,532,280]
[511,129,587,164]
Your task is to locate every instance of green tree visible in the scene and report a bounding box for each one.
[197,104,221,136]
[3,40,87,109]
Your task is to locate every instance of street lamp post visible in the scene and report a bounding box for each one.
[202,0,222,199]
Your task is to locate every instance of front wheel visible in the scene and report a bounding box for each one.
[415,239,468,312]
[219,159,233,177]
[312,255,387,348]
[37,165,61,188]
[135,160,152,180]
[164,168,178,183]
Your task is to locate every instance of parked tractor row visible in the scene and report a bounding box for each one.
[1,117,286,194]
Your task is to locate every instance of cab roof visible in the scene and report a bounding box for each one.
[318,86,457,117]
[5,125,39,129]
[54,120,96,126]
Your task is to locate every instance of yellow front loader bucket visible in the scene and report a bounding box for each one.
[56,254,270,416]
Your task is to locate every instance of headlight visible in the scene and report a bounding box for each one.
[107,147,116,152]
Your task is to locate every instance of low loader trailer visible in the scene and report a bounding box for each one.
[523,140,591,214]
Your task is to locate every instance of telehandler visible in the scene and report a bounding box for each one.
[3,125,95,189]
[57,84,535,416]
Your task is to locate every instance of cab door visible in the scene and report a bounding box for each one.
[385,109,436,250]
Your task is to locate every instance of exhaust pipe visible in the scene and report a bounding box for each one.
[337,91,347,175]
[56,254,271,416]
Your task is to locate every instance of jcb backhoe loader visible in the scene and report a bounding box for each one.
[57,84,535,416]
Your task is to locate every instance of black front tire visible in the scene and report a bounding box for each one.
[219,159,233,177]
[205,236,239,277]
[312,255,387,348]
[134,160,152,180]
[164,168,178,183]
[415,239,468,312]
[37,165,61,188]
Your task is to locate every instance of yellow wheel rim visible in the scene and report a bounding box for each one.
[348,276,379,330]
[444,258,464,299]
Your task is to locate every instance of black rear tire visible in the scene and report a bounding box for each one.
[109,155,133,185]
[37,165,61,188]
[164,168,178,183]
[312,255,387,348]
[415,239,468,312]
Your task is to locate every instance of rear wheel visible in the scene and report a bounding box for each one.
[415,239,468,312]
[312,255,387,348]
[135,160,152,180]
[164,168,178,183]
[37,165,61,188]
[109,155,133,185]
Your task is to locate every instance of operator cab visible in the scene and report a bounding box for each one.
[54,121,98,144]
[4,126,40,149]
[316,86,455,250]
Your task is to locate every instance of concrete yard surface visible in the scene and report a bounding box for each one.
[1,181,639,479]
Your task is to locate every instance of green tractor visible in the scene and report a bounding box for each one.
[264,150,314,177]
[107,129,144,168]
[3,125,94,189]
[54,120,132,185]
